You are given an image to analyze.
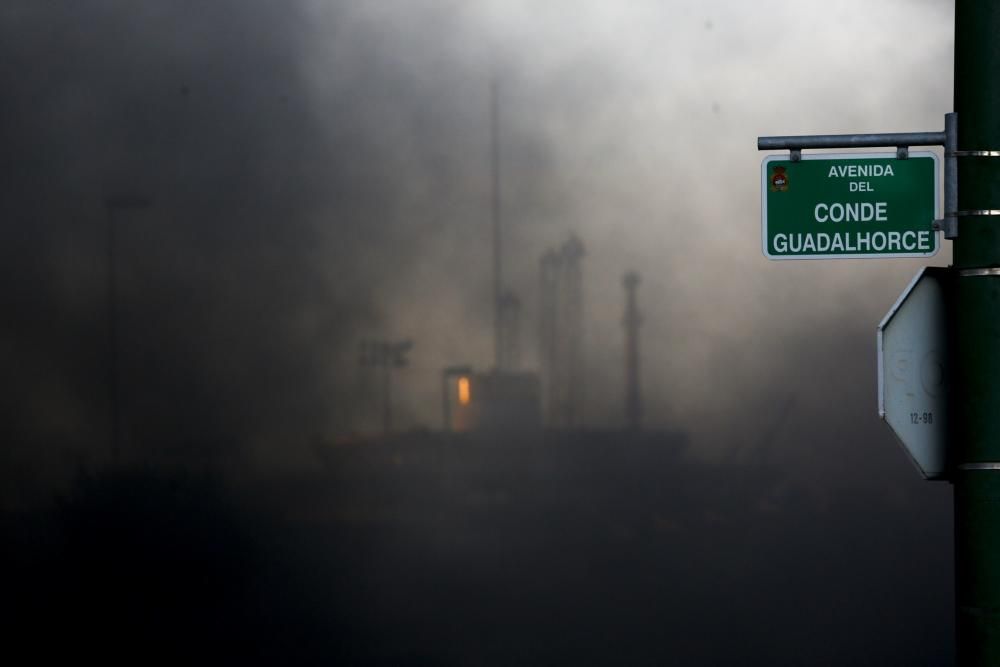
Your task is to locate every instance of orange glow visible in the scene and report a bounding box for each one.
[457,376,471,405]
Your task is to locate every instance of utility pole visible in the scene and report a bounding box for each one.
[952,2,1000,662]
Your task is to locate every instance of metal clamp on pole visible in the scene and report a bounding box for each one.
[758,115,956,239]
[958,268,1000,277]
[955,210,1000,216]
[958,463,1000,471]
[948,150,1000,157]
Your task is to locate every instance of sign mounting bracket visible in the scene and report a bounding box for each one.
[759,113,958,238]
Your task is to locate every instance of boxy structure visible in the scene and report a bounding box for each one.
[443,369,541,433]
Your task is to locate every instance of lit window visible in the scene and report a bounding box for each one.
[457,376,471,405]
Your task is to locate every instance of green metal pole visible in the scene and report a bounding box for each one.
[952,1,1000,663]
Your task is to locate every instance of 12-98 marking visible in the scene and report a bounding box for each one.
[910,412,934,425]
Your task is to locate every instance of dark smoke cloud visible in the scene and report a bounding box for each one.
[2,1,377,483]
[1,1,563,484]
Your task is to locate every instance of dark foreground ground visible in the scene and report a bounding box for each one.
[2,430,952,665]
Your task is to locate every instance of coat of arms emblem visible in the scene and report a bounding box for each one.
[770,165,788,192]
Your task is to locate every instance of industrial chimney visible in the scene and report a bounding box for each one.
[623,271,642,432]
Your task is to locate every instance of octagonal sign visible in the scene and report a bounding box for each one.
[877,267,949,480]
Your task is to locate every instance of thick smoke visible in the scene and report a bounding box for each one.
[1,2,959,663]
[1,0,953,485]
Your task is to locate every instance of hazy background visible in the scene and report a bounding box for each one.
[2,0,955,477]
[1,1,956,664]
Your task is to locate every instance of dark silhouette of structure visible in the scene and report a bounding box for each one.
[538,235,585,428]
[437,79,540,434]
[359,339,412,434]
[497,290,521,372]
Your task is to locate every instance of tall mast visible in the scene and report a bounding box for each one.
[491,78,502,371]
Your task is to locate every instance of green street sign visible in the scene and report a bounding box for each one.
[761,152,940,259]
